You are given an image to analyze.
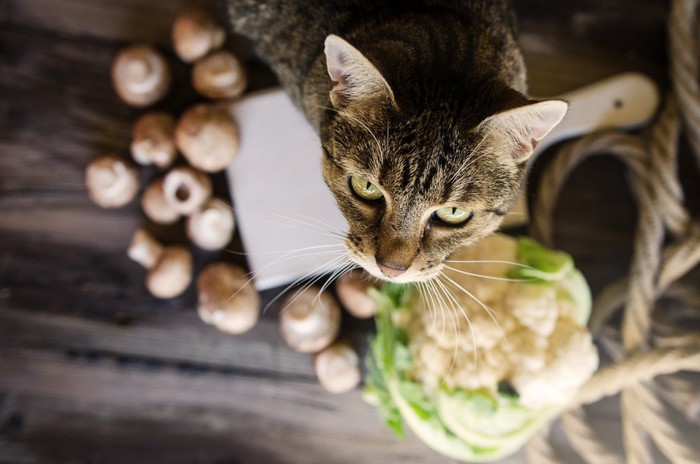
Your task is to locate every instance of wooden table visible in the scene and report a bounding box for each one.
[2,1,696,463]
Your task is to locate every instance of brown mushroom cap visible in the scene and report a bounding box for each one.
[162,166,213,215]
[131,112,177,168]
[314,341,362,394]
[172,6,226,63]
[192,51,247,100]
[336,270,378,319]
[146,245,192,299]
[85,155,139,209]
[197,263,260,334]
[112,44,171,107]
[186,198,235,250]
[279,287,341,353]
[141,178,180,225]
[175,104,239,173]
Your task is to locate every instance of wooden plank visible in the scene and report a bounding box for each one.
[0,347,473,464]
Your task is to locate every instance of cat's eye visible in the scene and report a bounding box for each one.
[432,206,473,225]
[350,175,383,201]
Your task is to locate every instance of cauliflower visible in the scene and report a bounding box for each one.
[364,235,599,462]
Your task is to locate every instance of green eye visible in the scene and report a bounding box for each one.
[350,175,383,201]
[433,206,473,225]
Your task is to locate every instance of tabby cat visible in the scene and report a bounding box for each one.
[225,0,567,283]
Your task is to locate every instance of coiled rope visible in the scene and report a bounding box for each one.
[525,0,700,462]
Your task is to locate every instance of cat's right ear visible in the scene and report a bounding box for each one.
[324,35,396,110]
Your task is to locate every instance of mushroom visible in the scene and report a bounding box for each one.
[197,262,260,334]
[141,178,180,225]
[172,6,226,63]
[279,287,341,353]
[111,44,171,107]
[186,198,235,250]
[336,269,378,319]
[127,228,192,299]
[175,104,239,173]
[314,341,362,394]
[131,112,177,168]
[192,50,247,100]
[85,155,139,209]
[162,166,212,215]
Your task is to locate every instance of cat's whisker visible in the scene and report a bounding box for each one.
[224,198,347,239]
[265,254,349,315]
[443,265,535,282]
[433,275,479,374]
[431,277,464,376]
[443,259,536,270]
[312,260,356,307]
[439,272,519,370]
[225,247,346,303]
[255,217,346,241]
[224,243,344,257]
[428,278,457,358]
[422,279,441,339]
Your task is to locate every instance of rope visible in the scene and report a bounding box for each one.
[526,0,700,462]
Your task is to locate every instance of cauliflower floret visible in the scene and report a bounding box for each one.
[505,328,549,373]
[505,283,559,337]
[511,316,598,408]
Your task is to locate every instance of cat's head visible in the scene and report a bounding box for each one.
[319,35,567,283]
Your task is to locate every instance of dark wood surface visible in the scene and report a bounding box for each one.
[1,1,697,463]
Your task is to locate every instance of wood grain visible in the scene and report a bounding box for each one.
[2,0,696,463]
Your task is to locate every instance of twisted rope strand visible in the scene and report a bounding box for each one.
[526,0,700,460]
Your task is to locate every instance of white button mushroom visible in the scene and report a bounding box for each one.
[279,287,341,353]
[197,262,260,335]
[186,198,235,251]
[141,178,180,225]
[111,44,171,107]
[131,112,177,168]
[192,51,247,100]
[175,104,239,173]
[314,341,362,394]
[85,155,139,209]
[127,229,192,299]
[172,6,226,63]
[162,166,213,216]
[336,269,378,319]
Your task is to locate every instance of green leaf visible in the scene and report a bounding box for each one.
[508,237,574,282]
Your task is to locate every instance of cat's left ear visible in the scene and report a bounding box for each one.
[324,35,396,110]
[479,100,568,163]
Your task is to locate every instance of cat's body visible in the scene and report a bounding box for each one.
[225,0,567,283]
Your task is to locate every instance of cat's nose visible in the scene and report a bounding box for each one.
[376,260,407,278]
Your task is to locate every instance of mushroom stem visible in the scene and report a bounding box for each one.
[128,228,164,269]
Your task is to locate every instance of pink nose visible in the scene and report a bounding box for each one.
[377,260,407,278]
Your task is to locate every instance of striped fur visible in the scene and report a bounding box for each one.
[225,0,566,282]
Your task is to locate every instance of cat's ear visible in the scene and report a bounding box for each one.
[479,100,568,163]
[324,34,396,109]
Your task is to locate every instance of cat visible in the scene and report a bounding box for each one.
[225,0,567,283]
